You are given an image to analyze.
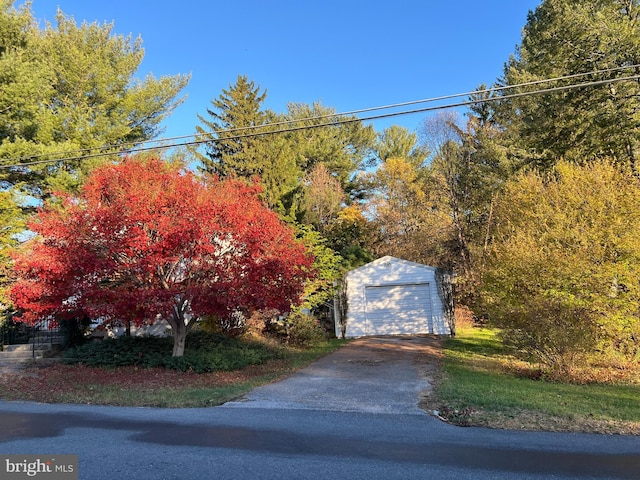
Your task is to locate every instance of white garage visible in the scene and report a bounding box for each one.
[335,256,453,338]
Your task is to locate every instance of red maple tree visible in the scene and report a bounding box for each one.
[11,157,315,356]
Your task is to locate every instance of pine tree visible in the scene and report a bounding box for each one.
[497,0,640,174]
[194,75,269,178]
[0,2,188,317]
[0,3,189,200]
[282,102,376,190]
[375,125,429,167]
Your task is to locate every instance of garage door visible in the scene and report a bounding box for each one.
[364,284,432,335]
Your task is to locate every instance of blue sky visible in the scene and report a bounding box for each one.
[25,0,541,141]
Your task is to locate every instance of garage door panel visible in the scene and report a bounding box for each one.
[364,284,431,335]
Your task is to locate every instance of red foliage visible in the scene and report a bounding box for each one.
[11,157,314,353]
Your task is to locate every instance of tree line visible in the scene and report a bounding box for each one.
[2,0,639,370]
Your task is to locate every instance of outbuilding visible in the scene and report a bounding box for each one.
[335,256,454,338]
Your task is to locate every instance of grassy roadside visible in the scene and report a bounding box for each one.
[0,340,345,408]
[424,327,640,435]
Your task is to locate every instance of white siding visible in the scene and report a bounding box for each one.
[339,256,450,338]
[364,284,432,335]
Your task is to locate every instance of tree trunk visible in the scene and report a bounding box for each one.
[168,297,194,357]
[169,299,187,357]
[172,324,186,357]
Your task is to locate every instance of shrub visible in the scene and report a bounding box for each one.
[287,313,326,347]
[63,331,277,373]
[199,313,247,338]
[497,298,598,374]
[481,161,640,371]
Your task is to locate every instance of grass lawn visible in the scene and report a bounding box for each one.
[0,339,345,408]
[426,327,640,435]
[3,327,638,435]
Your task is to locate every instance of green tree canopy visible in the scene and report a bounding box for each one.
[193,75,269,178]
[0,2,189,198]
[193,75,302,216]
[0,1,189,318]
[375,125,429,167]
[497,0,640,174]
[194,78,377,222]
[281,102,377,191]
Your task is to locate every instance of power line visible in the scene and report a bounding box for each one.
[4,65,639,165]
[1,67,639,169]
[8,64,640,165]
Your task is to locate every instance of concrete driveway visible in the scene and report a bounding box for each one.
[3,335,640,479]
[225,335,442,415]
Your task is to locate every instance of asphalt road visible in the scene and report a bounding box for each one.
[0,336,638,479]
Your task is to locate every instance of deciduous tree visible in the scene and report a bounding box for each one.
[481,161,640,371]
[301,163,345,235]
[365,156,446,266]
[11,157,314,356]
[419,111,510,301]
[325,204,373,269]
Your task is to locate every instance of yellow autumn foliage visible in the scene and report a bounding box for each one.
[482,161,640,371]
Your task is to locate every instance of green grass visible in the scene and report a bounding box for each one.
[45,373,298,408]
[0,338,346,408]
[432,327,640,433]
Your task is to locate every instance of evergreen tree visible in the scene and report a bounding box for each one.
[375,125,429,167]
[194,75,270,178]
[0,190,23,311]
[0,2,188,316]
[497,0,640,174]
[282,102,377,192]
[0,4,189,196]
[193,76,302,216]
[253,128,301,217]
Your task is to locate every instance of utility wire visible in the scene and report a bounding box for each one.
[8,64,640,165]
[1,67,639,169]
[4,64,639,164]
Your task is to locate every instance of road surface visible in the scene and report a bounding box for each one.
[0,336,638,479]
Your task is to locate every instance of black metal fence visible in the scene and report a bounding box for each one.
[1,318,60,349]
[0,320,31,346]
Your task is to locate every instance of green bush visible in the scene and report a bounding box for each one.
[63,331,276,373]
[481,161,640,372]
[287,313,326,347]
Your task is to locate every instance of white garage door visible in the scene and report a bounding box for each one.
[364,284,432,335]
